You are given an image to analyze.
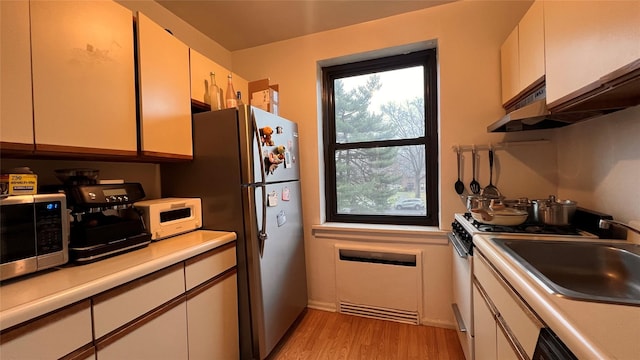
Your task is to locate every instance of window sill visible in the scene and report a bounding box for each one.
[311,222,448,245]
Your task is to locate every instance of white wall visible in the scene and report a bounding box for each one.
[231,0,564,325]
[556,105,640,223]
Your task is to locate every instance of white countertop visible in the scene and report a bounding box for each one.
[0,230,236,331]
[474,234,640,360]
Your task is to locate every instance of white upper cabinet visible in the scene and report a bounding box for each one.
[500,27,520,105]
[189,49,228,108]
[30,0,137,155]
[500,0,545,105]
[137,12,192,159]
[0,0,34,150]
[545,0,640,106]
[518,0,545,91]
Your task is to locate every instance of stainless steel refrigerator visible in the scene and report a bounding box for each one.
[161,105,308,360]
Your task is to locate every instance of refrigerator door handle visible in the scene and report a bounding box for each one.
[252,112,267,184]
[258,184,268,256]
[252,112,268,255]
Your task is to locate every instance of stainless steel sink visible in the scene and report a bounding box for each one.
[492,239,640,306]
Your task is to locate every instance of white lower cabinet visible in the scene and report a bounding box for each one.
[96,299,189,360]
[0,242,238,359]
[472,285,497,360]
[187,271,239,360]
[185,243,239,360]
[0,301,93,360]
[473,251,544,359]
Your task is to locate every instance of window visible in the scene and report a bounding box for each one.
[322,49,438,226]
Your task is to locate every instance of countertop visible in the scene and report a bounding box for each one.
[474,234,640,360]
[0,230,236,331]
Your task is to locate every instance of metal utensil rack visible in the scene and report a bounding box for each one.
[452,139,549,153]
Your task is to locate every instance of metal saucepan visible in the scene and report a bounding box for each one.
[531,195,577,225]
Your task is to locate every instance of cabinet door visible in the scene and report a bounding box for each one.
[0,0,33,150]
[497,323,520,360]
[137,12,192,159]
[96,299,189,360]
[500,26,519,105]
[190,49,228,107]
[187,271,239,360]
[473,285,497,360]
[0,301,92,360]
[545,1,640,105]
[518,0,544,90]
[30,0,137,156]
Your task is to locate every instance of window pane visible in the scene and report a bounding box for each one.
[335,66,425,144]
[335,145,426,216]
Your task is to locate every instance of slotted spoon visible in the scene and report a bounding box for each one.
[454,149,465,194]
[469,148,481,194]
[482,148,502,199]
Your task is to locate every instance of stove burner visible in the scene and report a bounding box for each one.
[470,219,581,236]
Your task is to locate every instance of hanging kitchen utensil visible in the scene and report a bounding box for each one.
[469,148,481,194]
[455,148,465,195]
[481,148,501,199]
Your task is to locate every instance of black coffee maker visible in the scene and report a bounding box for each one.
[50,169,152,264]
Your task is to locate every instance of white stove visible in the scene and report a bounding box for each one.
[449,211,601,360]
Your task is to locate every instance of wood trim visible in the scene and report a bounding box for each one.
[59,343,96,360]
[139,150,193,162]
[186,267,237,299]
[0,141,35,152]
[548,59,640,112]
[35,143,138,158]
[191,98,211,113]
[94,294,186,350]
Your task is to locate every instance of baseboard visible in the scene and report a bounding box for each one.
[307,300,337,312]
[421,317,456,330]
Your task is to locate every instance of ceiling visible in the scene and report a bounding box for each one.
[156,0,455,51]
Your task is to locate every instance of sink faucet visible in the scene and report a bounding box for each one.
[599,219,640,236]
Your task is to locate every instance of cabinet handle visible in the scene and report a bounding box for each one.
[451,303,467,333]
[95,295,186,350]
[474,277,530,360]
[476,250,545,328]
[496,313,530,360]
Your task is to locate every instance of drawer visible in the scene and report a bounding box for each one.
[93,263,185,339]
[474,252,543,357]
[0,300,92,359]
[185,242,236,291]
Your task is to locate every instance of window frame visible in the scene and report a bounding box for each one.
[322,49,439,226]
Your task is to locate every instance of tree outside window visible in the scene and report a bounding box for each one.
[323,49,438,226]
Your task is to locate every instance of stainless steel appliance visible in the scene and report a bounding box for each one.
[448,210,602,360]
[65,183,152,264]
[134,197,202,240]
[0,193,69,281]
[161,105,307,360]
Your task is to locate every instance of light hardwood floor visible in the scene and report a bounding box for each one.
[268,309,465,360]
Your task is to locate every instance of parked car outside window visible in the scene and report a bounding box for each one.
[394,198,425,210]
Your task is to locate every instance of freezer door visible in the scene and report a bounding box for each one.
[246,181,307,359]
[241,106,300,184]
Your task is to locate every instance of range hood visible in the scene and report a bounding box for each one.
[488,59,640,132]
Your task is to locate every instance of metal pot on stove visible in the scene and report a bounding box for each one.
[531,195,577,226]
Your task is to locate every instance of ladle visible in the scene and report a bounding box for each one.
[454,148,465,194]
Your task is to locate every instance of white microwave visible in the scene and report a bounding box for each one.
[134,198,202,241]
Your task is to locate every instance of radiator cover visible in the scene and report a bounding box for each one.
[335,245,423,324]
